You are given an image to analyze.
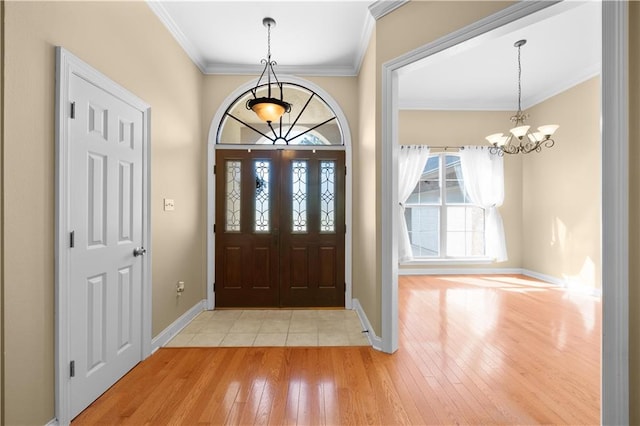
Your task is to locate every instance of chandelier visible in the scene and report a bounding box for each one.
[486,39,559,155]
[246,17,292,124]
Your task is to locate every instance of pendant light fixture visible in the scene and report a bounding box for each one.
[486,39,559,155]
[246,17,291,124]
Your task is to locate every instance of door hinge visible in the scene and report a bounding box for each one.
[345,166,347,176]
[70,360,75,378]
[70,101,76,119]
[213,282,216,291]
[213,224,216,233]
[70,231,75,248]
[213,165,216,175]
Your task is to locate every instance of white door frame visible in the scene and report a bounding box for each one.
[207,76,353,310]
[380,1,627,424]
[54,47,152,425]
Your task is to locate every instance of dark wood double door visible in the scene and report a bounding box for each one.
[215,149,345,307]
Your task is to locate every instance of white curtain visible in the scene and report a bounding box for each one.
[398,145,430,262]
[458,146,508,262]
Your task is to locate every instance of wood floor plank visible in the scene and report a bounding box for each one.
[73,275,600,425]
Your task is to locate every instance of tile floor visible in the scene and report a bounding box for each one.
[166,309,371,348]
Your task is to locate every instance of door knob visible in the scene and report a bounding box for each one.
[133,247,146,257]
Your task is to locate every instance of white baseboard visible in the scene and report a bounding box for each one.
[522,269,602,297]
[151,299,207,353]
[399,267,522,276]
[352,298,382,351]
[45,418,59,426]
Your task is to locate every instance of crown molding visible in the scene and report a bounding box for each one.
[146,0,207,73]
[353,12,376,75]
[368,0,409,21]
[204,63,358,77]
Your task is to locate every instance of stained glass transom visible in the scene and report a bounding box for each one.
[320,161,336,233]
[254,160,271,232]
[225,160,241,232]
[291,161,308,232]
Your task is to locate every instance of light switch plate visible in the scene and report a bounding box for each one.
[164,198,175,211]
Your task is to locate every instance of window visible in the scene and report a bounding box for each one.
[404,153,485,259]
[217,83,343,146]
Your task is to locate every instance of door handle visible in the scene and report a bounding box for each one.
[133,247,146,257]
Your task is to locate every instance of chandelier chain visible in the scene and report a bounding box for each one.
[517,43,522,113]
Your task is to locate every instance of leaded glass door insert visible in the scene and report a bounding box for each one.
[215,149,345,308]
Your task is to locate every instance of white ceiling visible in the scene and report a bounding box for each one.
[147,0,601,110]
[147,0,377,75]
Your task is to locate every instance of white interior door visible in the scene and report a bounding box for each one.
[67,73,145,419]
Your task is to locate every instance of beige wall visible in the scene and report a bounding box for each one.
[3,1,205,424]
[629,2,640,423]
[355,28,380,332]
[523,77,601,290]
[398,110,523,271]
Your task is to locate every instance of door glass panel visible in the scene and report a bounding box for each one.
[254,160,271,232]
[225,160,241,232]
[292,160,308,232]
[320,161,336,232]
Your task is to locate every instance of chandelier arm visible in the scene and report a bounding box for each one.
[287,117,336,143]
[225,112,275,143]
[502,137,520,154]
[284,92,315,140]
[489,146,504,156]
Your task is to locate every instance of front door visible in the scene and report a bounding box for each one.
[215,149,345,307]
[67,73,145,419]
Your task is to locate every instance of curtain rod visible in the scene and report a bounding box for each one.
[400,145,463,151]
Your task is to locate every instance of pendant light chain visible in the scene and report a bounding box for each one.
[267,20,272,62]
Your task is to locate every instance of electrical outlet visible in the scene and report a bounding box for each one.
[176,281,185,295]
[164,198,175,211]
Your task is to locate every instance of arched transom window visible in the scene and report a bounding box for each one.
[217,82,344,146]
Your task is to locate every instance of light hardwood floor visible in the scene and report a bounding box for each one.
[72,275,600,425]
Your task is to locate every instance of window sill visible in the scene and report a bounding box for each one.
[401,257,494,266]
